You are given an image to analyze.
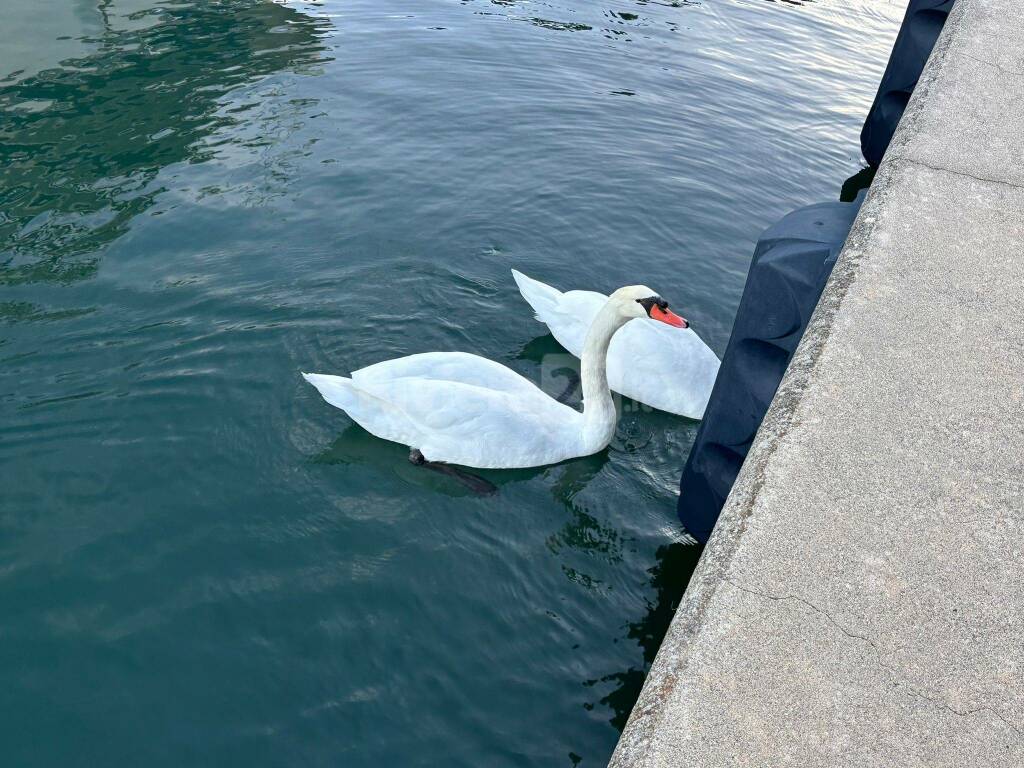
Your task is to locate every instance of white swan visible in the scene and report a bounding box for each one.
[511,269,720,419]
[303,285,689,469]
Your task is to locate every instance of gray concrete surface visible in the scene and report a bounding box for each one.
[610,1,1024,765]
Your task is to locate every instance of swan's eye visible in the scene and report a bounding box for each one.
[636,296,663,317]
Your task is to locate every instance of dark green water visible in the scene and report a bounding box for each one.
[1,1,900,765]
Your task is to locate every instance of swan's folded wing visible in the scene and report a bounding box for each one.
[352,376,581,467]
[509,270,721,418]
[606,322,721,418]
[353,351,543,398]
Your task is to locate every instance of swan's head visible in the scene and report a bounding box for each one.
[609,285,689,328]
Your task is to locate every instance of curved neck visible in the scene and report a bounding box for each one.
[579,300,628,450]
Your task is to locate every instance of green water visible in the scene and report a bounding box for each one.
[1,1,900,765]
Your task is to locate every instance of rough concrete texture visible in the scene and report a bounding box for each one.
[610,1,1024,766]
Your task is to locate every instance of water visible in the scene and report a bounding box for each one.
[1,1,901,765]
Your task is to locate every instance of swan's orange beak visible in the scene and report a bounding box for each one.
[651,305,688,328]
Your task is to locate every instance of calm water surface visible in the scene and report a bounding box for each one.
[2,1,900,764]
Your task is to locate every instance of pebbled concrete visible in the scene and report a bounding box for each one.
[611,1,1024,766]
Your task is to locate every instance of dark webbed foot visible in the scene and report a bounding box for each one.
[406,448,497,495]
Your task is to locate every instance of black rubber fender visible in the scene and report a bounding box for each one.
[677,195,865,543]
[861,0,955,167]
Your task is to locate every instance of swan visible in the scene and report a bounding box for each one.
[302,285,688,469]
[511,269,720,419]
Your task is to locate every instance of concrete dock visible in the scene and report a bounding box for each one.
[611,1,1024,765]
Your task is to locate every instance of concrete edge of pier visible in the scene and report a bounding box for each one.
[610,1,1024,765]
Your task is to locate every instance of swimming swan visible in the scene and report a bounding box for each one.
[302,285,688,469]
[512,269,719,418]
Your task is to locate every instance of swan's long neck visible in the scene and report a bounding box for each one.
[579,300,628,452]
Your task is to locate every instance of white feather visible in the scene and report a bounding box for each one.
[511,269,719,418]
[304,282,699,468]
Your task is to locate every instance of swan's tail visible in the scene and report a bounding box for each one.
[302,372,418,448]
[302,372,362,412]
[511,269,563,323]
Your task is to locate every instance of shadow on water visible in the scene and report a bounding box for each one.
[584,539,705,732]
[516,333,568,364]
[0,1,330,286]
[840,165,876,202]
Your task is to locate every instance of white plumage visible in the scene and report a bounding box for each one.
[303,353,586,468]
[511,269,719,418]
[303,284,690,468]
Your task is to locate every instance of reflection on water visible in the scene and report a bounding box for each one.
[0,1,329,286]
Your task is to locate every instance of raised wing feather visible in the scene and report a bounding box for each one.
[541,290,606,357]
[512,270,721,418]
